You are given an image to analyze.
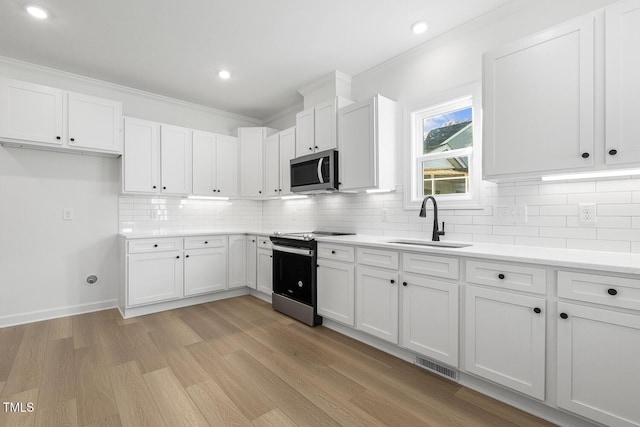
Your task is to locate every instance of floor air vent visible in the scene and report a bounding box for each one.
[415,356,459,382]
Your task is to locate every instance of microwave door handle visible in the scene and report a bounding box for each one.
[317,158,324,183]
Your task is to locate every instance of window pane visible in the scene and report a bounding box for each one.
[422,156,469,196]
[422,107,472,155]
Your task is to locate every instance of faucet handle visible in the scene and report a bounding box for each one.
[438,222,446,236]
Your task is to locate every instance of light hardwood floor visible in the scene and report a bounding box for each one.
[0,295,555,426]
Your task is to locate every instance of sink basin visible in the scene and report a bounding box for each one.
[387,240,472,249]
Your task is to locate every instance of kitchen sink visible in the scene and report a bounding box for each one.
[387,240,472,249]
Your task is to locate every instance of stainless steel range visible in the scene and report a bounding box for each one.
[270,231,354,326]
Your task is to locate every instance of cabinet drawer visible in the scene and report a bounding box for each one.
[257,237,272,250]
[466,260,546,295]
[318,244,355,262]
[127,237,183,254]
[558,271,640,311]
[184,235,227,249]
[402,253,459,280]
[357,247,398,270]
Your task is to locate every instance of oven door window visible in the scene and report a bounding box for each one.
[272,250,314,305]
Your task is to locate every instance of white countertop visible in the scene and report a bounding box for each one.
[119,230,640,275]
[119,229,273,239]
[315,234,640,276]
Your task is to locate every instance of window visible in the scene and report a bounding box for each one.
[405,84,482,210]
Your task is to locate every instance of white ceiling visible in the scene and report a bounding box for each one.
[0,0,514,121]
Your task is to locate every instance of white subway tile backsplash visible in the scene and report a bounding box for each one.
[515,194,567,206]
[120,178,640,254]
[567,192,632,205]
[539,181,595,194]
[514,236,566,248]
[539,226,597,240]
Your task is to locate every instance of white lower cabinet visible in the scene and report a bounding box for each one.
[128,250,183,306]
[557,303,640,427]
[257,247,273,295]
[401,274,458,367]
[184,247,227,296]
[228,235,247,289]
[246,236,257,289]
[356,265,399,344]
[317,257,355,326]
[464,285,546,400]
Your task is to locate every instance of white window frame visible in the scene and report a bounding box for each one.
[403,82,484,211]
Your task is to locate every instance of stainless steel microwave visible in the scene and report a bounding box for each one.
[290,149,339,193]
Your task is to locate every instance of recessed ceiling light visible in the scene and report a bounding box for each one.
[25,5,48,19]
[218,70,231,80]
[411,21,428,34]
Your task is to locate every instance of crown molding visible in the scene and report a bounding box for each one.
[263,100,304,127]
[0,55,264,125]
[297,70,352,97]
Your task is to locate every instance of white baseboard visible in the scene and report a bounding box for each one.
[121,287,251,318]
[0,299,118,328]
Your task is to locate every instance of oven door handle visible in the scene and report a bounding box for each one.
[272,244,315,257]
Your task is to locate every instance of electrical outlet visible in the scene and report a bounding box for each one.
[513,205,528,224]
[63,208,74,220]
[578,203,597,225]
[382,209,389,223]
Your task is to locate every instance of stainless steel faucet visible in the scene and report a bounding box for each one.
[419,196,445,241]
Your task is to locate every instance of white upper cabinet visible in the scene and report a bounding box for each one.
[278,127,296,195]
[265,127,296,197]
[67,92,122,153]
[264,133,280,197]
[0,78,63,146]
[605,0,640,166]
[0,77,122,155]
[239,127,269,198]
[483,14,595,180]
[123,117,160,193]
[192,130,238,197]
[338,94,396,191]
[314,99,338,152]
[160,125,192,195]
[295,97,352,156]
[295,108,315,155]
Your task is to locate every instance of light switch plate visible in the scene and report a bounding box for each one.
[63,208,74,220]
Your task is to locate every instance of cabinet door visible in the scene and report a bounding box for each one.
[295,108,314,155]
[483,15,595,178]
[256,249,273,294]
[557,303,640,427]
[465,286,546,400]
[278,127,296,195]
[314,98,337,152]
[127,251,182,306]
[317,259,355,326]
[239,127,265,197]
[338,98,376,190]
[67,92,122,153]
[356,266,399,343]
[264,134,281,197]
[228,235,246,289]
[192,130,216,196]
[0,77,63,145]
[246,236,257,289]
[401,274,458,367]
[184,247,227,296]
[123,117,160,193]
[215,134,238,196]
[605,0,640,165]
[161,125,192,195]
